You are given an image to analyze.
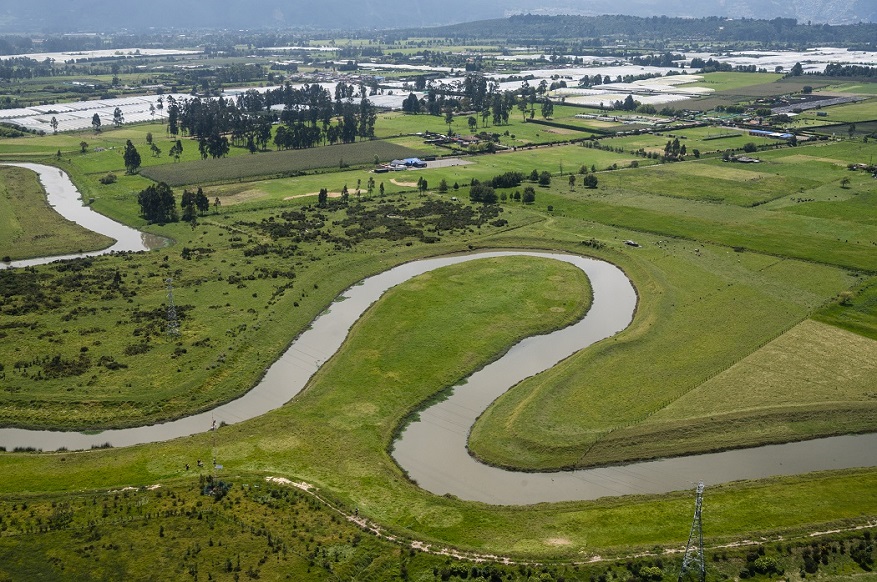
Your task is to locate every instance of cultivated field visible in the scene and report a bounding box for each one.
[141,140,421,186]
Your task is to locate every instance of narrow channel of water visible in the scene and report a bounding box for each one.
[1,165,874,504]
[0,163,166,270]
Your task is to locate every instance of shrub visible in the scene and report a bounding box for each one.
[583,174,599,189]
[488,171,524,189]
[752,556,782,574]
[538,171,551,186]
[99,173,117,185]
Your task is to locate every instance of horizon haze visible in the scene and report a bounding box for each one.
[0,0,874,33]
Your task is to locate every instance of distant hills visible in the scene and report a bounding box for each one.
[0,0,873,33]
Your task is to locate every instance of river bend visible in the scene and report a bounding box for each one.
[1,164,875,504]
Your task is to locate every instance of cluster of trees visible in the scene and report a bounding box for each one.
[137,182,178,224]
[606,94,639,112]
[163,84,379,155]
[275,98,376,148]
[0,57,54,81]
[181,187,210,222]
[137,182,215,224]
[690,57,770,73]
[487,171,524,189]
[469,168,560,204]
[822,64,877,77]
[527,168,552,186]
[571,173,599,189]
[402,72,540,128]
[664,137,687,158]
[631,52,685,67]
[123,140,141,174]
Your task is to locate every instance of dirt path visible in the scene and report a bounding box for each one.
[283,191,342,200]
[390,179,419,188]
[265,476,877,568]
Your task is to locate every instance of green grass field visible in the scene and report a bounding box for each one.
[796,99,877,123]
[468,227,862,469]
[0,76,876,570]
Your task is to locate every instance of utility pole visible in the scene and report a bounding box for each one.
[679,482,706,582]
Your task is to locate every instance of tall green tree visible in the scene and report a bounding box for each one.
[195,187,210,214]
[123,140,141,174]
[180,189,197,222]
[444,108,454,136]
[541,97,554,119]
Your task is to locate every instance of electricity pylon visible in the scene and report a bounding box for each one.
[166,277,179,337]
[679,481,705,582]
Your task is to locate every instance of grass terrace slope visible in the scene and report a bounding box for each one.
[140,141,422,187]
[468,226,863,470]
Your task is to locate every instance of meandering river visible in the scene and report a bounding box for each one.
[0,162,166,270]
[1,163,875,505]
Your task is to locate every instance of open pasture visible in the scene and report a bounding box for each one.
[814,277,877,341]
[578,318,877,465]
[649,319,877,422]
[779,188,877,226]
[603,126,778,156]
[468,228,861,470]
[677,71,784,92]
[540,185,877,272]
[834,81,877,95]
[796,98,877,123]
[596,158,820,206]
[809,120,877,138]
[671,77,833,111]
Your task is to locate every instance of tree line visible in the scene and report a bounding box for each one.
[158,83,378,158]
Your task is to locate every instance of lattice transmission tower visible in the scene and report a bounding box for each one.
[166,277,180,337]
[678,481,706,582]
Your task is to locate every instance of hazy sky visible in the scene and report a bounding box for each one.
[0,0,873,33]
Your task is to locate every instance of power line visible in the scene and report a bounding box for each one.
[679,481,706,582]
